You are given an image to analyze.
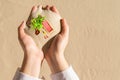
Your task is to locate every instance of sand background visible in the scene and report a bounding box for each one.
[0,0,120,80]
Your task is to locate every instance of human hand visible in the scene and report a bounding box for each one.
[43,5,69,74]
[18,6,44,77]
[18,21,44,60]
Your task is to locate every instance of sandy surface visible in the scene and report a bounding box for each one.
[0,0,120,80]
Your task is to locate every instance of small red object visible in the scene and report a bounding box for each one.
[42,21,53,32]
[35,29,40,35]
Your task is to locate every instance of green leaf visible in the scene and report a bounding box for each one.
[30,15,45,31]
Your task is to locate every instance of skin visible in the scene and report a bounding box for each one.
[18,5,69,77]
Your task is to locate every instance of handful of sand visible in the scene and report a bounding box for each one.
[25,6,61,48]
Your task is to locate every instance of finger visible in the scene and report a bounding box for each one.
[60,19,69,36]
[42,5,47,10]
[31,6,38,15]
[43,5,50,10]
[18,21,26,38]
[50,6,59,14]
[27,6,37,26]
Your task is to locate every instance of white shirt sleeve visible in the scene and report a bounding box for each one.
[13,68,41,80]
[13,66,79,80]
[51,66,80,80]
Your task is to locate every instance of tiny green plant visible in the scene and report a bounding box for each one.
[30,15,45,31]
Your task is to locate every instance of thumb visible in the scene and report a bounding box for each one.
[18,21,26,38]
[60,19,69,36]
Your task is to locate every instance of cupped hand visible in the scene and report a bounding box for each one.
[42,5,69,58]
[18,6,44,62]
[42,5,69,73]
[18,6,45,77]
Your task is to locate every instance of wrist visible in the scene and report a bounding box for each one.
[20,53,42,77]
[24,55,42,64]
[46,53,69,74]
[24,50,43,62]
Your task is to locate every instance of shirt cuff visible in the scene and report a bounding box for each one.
[13,68,41,80]
[51,66,80,80]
